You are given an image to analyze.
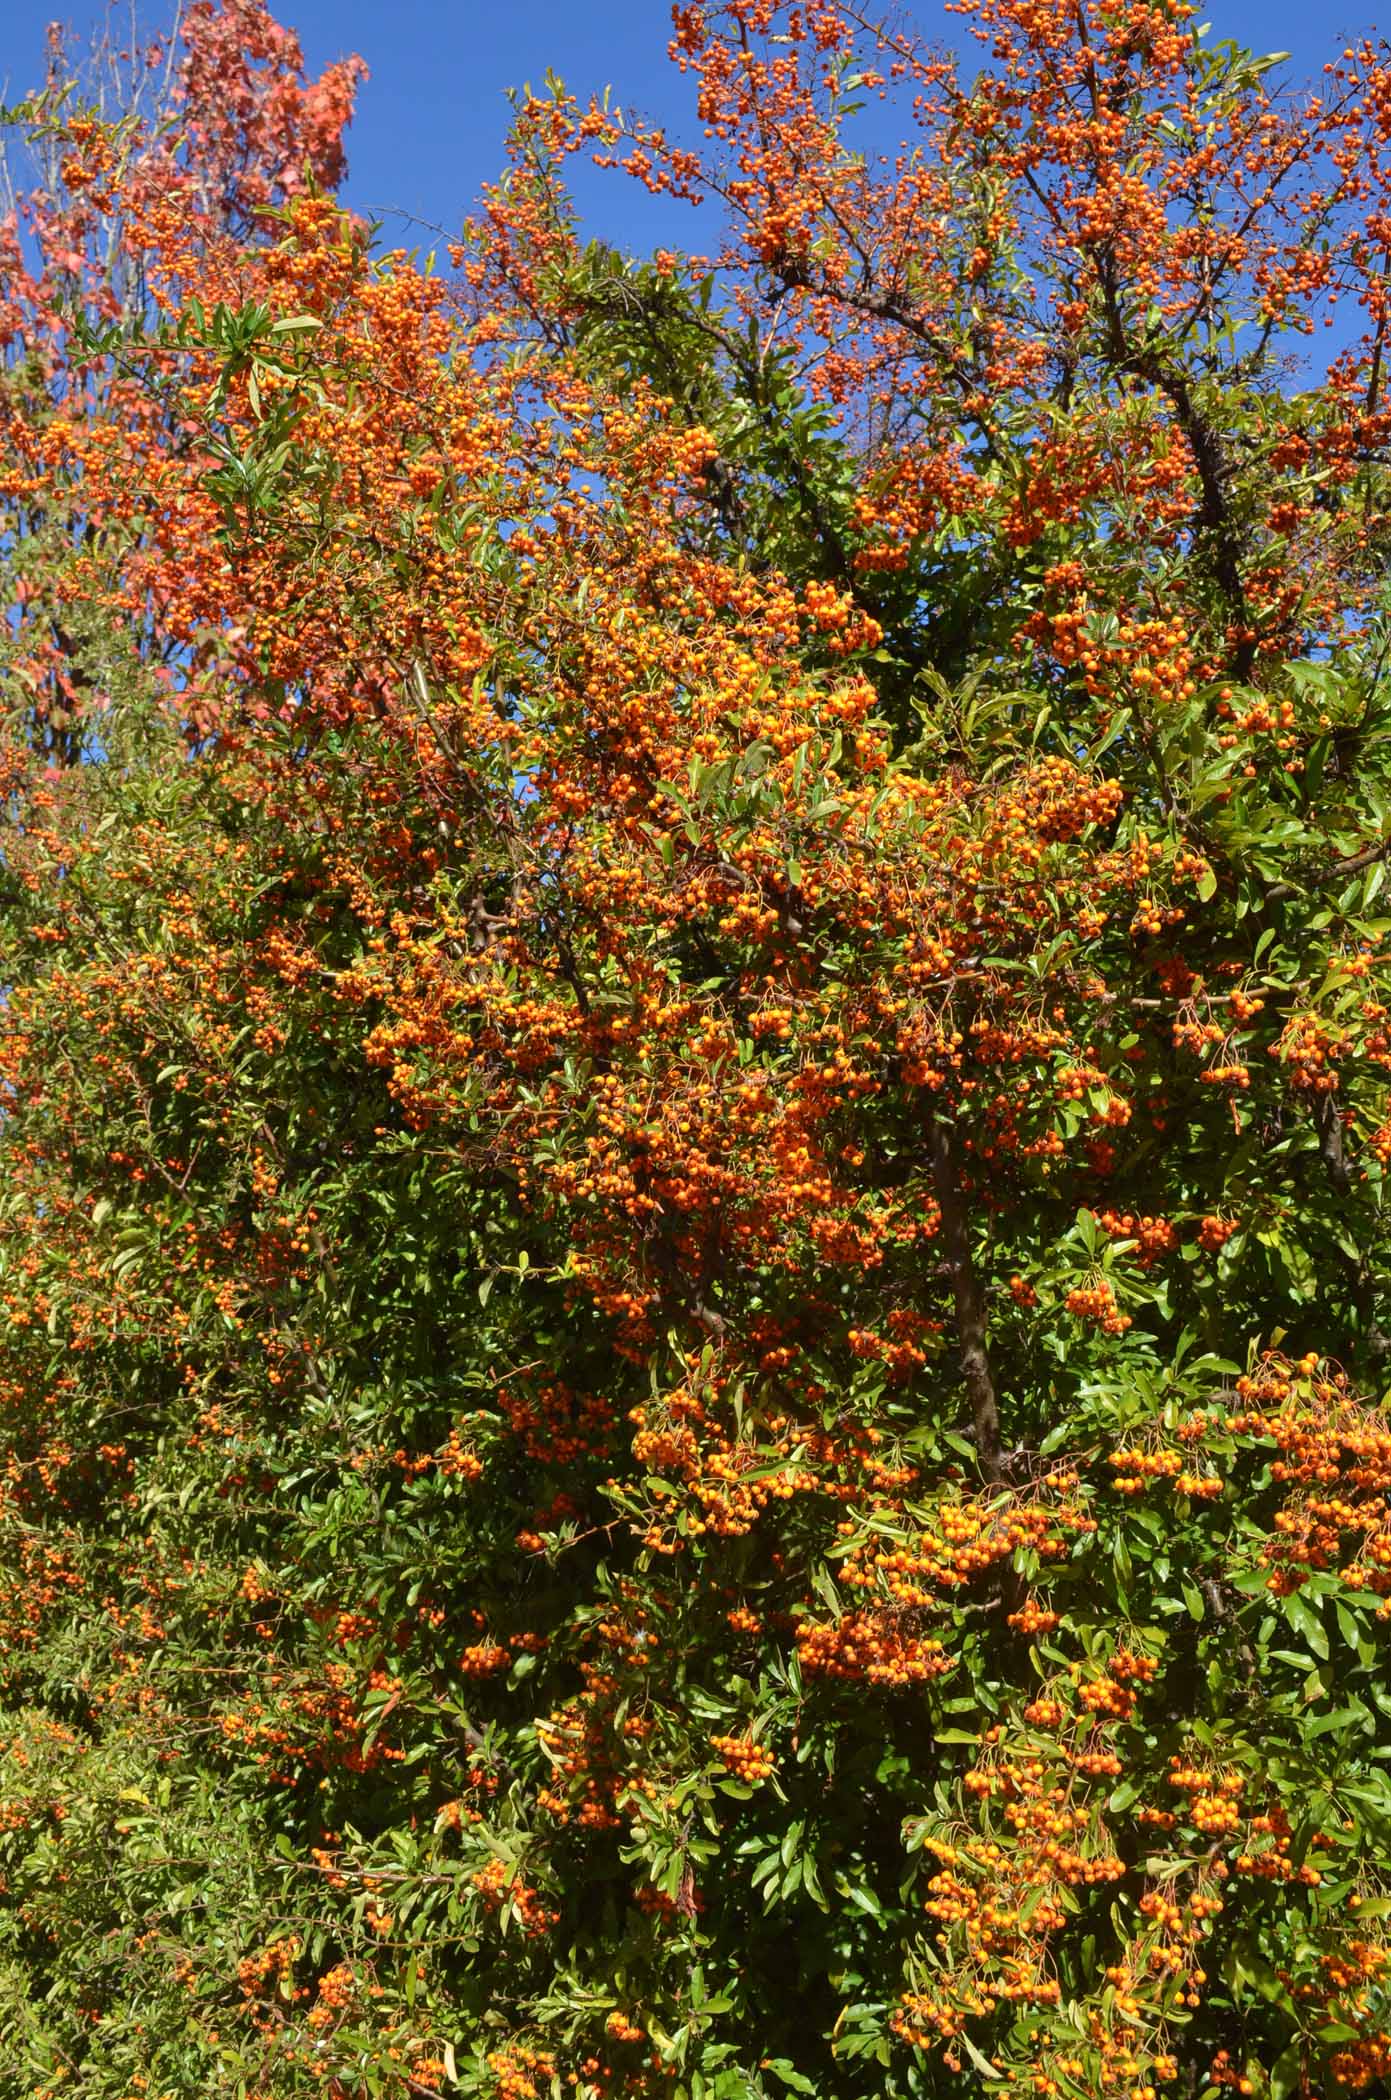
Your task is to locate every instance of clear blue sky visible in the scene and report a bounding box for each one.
[0,0,1380,256]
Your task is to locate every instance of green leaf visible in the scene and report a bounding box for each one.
[1269,2047,1301,2100]
[1282,1590,1329,1660]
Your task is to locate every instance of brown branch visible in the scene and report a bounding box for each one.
[1314,1094,1352,1198]
[929,1117,1006,1488]
[1264,832,1391,904]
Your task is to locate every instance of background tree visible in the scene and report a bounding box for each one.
[0,0,364,762]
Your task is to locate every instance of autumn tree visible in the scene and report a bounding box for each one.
[2,4,1391,2099]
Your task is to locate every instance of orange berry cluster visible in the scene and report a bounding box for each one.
[1092,1209,1178,1267]
[710,1734,776,1783]
[796,1608,952,1686]
[487,2047,558,2100]
[1065,1277,1132,1334]
[471,1859,560,1937]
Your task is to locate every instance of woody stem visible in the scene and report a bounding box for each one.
[930,1118,1006,1489]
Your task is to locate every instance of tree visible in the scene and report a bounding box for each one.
[2,2,1391,2096]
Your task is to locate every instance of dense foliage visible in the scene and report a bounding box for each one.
[3,2,1391,2096]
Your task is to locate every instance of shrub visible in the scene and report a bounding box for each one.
[2,4,1391,2096]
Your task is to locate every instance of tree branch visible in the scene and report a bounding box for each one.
[929,1118,1006,1488]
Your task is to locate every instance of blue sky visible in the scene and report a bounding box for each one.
[0,0,1380,256]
